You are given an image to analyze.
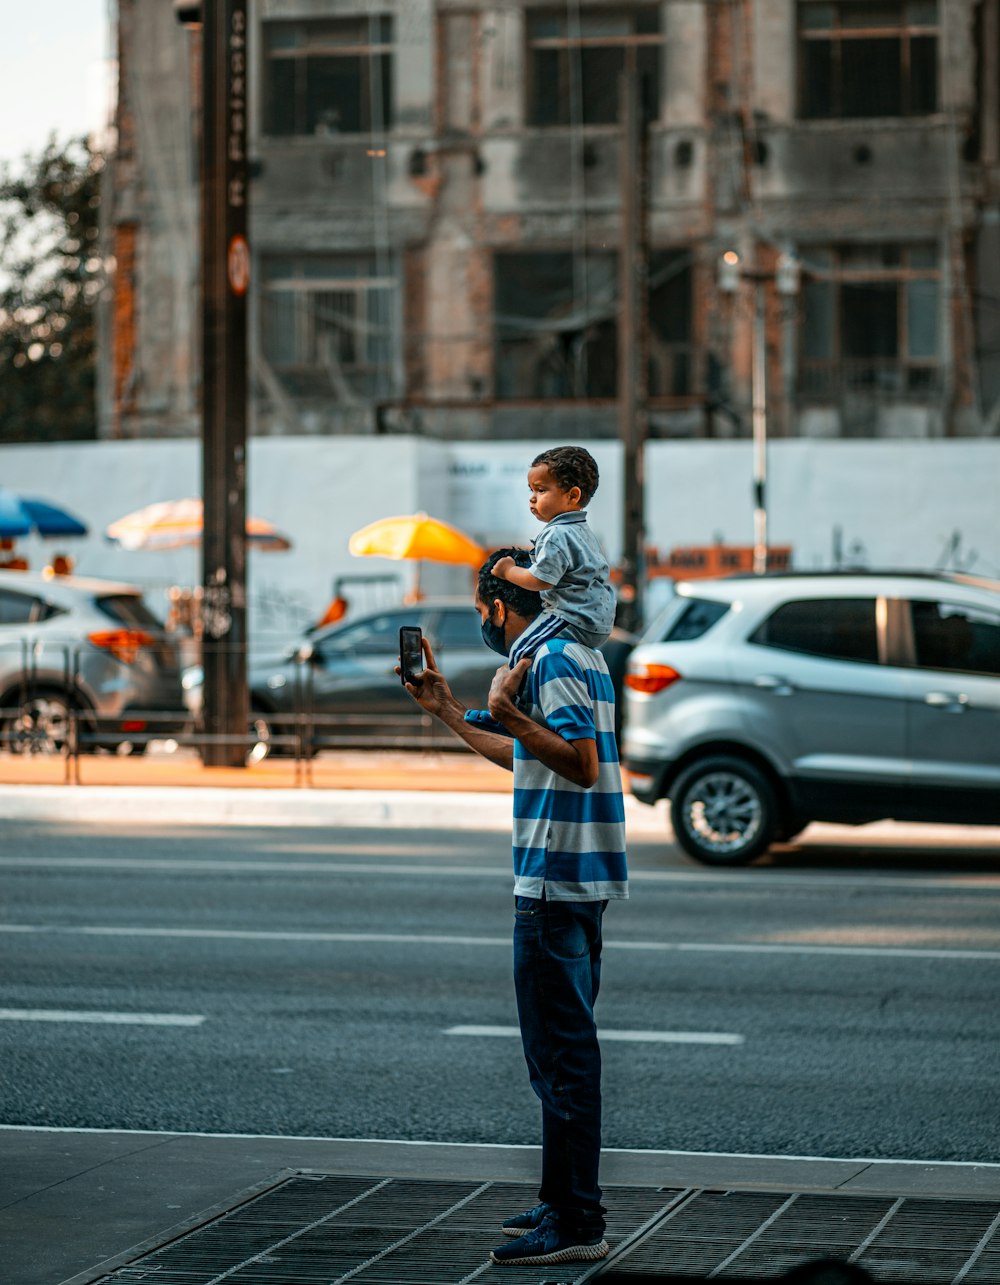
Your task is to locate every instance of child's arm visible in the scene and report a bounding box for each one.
[492,555,553,593]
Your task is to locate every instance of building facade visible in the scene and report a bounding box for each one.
[102,0,1000,441]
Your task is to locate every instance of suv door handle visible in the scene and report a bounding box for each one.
[924,691,969,712]
[754,674,794,696]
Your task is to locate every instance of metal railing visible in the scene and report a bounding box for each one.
[0,637,456,785]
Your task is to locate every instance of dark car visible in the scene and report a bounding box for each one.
[186,600,634,756]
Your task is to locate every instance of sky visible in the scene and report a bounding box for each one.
[0,0,111,170]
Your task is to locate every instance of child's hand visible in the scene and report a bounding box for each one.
[492,556,515,580]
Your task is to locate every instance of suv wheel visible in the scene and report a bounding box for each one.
[3,688,73,755]
[670,755,779,866]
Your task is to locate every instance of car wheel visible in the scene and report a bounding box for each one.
[670,755,779,866]
[2,688,74,756]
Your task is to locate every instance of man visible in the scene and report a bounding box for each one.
[401,548,628,1268]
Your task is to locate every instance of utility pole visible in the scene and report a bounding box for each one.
[618,58,649,633]
[176,0,250,765]
[750,270,768,575]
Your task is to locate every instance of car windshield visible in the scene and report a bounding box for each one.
[95,594,165,630]
[316,613,411,659]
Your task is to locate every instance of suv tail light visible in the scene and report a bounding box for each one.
[88,629,156,664]
[625,662,682,695]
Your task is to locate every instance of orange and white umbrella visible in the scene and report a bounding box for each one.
[106,498,292,552]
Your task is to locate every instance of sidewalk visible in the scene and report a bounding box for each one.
[4,1126,1000,1285]
[0,747,515,793]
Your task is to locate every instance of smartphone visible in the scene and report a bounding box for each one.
[399,626,424,685]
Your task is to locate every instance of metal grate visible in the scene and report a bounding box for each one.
[606,1189,1000,1283]
[87,1177,1000,1285]
[89,1176,676,1285]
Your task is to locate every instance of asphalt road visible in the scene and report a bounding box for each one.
[2,817,999,1163]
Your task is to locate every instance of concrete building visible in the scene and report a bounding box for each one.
[101,0,1000,442]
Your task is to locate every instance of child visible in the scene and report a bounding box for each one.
[492,445,616,667]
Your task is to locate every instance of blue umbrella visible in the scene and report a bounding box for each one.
[0,489,89,538]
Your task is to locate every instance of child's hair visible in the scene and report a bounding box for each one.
[531,446,599,506]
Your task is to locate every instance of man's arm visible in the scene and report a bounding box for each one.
[401,642,514,772]
[488,660,598,789]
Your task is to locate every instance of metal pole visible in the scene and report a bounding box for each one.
[751,274,768,575]
[618,60,649,632]
[199,0,249,766]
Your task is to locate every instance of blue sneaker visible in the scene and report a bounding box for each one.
[500,1201,552,1237]
[490,1216,609,1267]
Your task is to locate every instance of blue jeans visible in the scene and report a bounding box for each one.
[513,894,608,1239]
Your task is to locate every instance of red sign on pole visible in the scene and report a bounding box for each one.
[228,234,250,296]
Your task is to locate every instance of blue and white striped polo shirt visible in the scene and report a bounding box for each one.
[512,637,628,902]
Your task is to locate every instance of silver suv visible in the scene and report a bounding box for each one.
[0,570,187,754]
[623,572,1000,865]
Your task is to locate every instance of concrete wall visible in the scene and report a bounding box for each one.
[2,438,997,653]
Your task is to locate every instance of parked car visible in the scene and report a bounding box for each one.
[0,570,187,754]
[623,572,1000,866]
[185,600,635,756]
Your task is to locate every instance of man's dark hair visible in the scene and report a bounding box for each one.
[531,445,600,505]
[478,548,542,620]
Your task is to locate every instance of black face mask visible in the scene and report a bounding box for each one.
[481,607,509,656]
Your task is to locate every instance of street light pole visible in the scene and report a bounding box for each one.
[718,248,800,575]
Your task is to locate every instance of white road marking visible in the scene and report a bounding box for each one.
[2,854,1000,894]
[446,1025,744,1045]
[0,1008,205,1026]
[1,923,999,960]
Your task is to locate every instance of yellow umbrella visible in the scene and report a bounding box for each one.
[349,512,486,597]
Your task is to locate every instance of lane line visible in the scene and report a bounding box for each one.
[0,1008,205,1027]
[2,923,999,960]
[446,1025,744,1045]
[3,854,1000,893]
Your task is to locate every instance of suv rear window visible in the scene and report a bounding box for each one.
[0,589,64,625]
[751,598,878,664]
[644,596,730,643]
[95,594,165,630]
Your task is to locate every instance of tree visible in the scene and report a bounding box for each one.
[0,137,104,442]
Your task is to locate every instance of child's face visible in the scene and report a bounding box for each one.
[528,463,582,523]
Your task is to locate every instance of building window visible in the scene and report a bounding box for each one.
[526,7,663,127]
[648,251,695,399]
[263,16,393,136]
[261,255,399,401]
[494,249,694,400]
[799,244,941,398]
[799,1,937,118]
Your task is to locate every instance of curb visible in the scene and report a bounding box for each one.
[0,783,670,834]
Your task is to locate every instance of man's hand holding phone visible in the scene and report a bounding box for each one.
[398,626,424,685]
[397,632,453,718]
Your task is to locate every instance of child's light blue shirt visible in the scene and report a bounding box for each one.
[529,511,616,642]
